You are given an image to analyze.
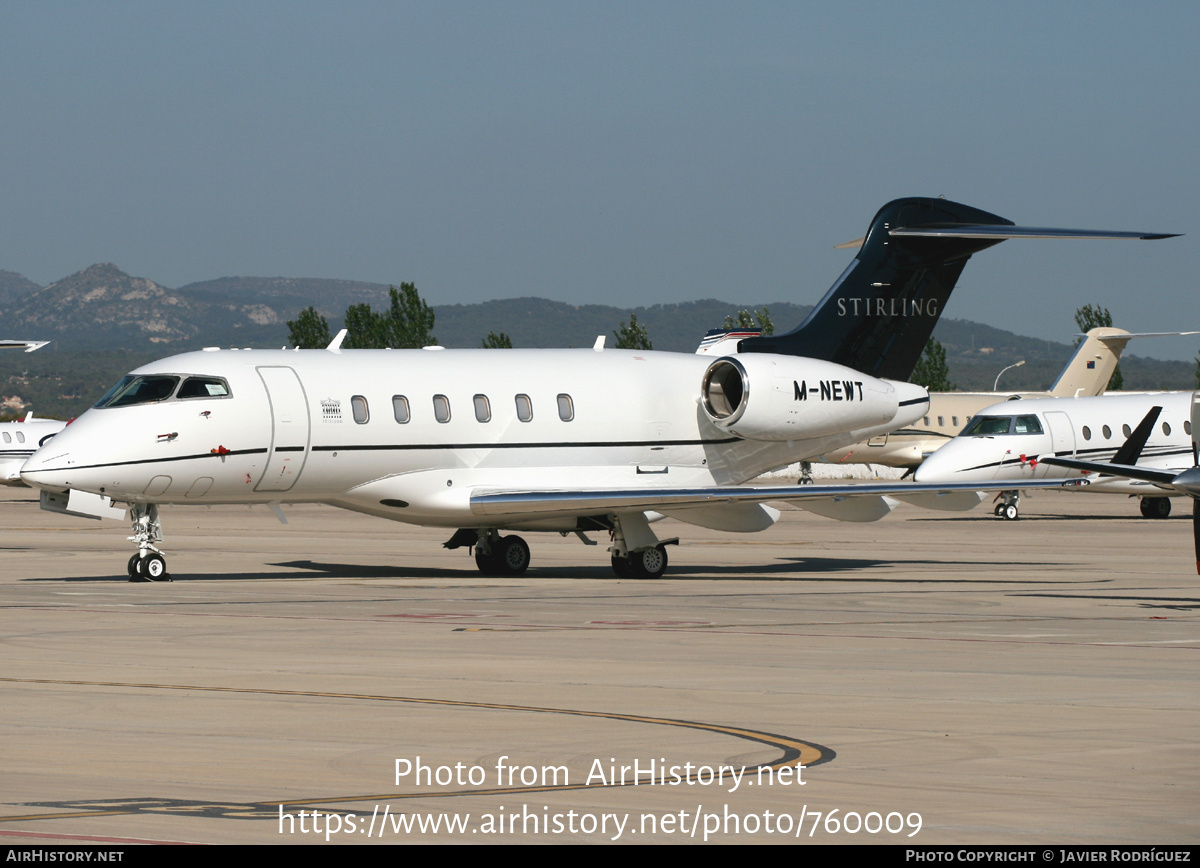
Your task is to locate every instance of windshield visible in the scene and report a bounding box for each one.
[94,374,232,408]
[959,414,1044,437]
[94,375,180,408]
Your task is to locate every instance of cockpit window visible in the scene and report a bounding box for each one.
[94,375,181,408]
[959,414,1043,437]
[94,374,231,408]
[177,377,231,399]
[1013,415,1043,435]
[960,415,1013,436]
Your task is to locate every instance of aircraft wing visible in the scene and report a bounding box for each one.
[470,478,1087,522]
[0,340,50,353]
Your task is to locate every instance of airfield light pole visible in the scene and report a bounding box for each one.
[994,360,1025,391]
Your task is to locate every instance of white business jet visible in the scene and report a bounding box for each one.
[0,413,65,484]
[20,197,1175,581]
[914,391,1195,518]
[814,327,1194,472]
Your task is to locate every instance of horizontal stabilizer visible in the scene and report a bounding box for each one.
[890,226,1180,241]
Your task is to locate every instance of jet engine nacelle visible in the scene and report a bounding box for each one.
[700,355,899,441]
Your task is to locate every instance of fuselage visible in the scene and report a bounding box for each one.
[914,391,1193,494]
[21,346,927,528]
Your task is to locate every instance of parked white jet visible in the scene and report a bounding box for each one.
[915,391,1196,519]
[816,328,1194,472]
[0,413,65,484]
[19,197,1175,581]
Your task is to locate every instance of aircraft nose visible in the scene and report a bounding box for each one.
[913,444,958,483]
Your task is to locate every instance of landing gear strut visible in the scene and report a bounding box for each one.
[127,503,171,582]
[993,490,1020,521]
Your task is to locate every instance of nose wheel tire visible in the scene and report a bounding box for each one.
[129,553,172,582]
[1000,503,1019,521]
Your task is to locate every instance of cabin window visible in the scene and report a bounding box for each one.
[516,394,533,422]
[1082,426,1092,441]
[2,432,9,444]
[473,394,491,423]
[94,375,180,408]
[1102,425,1112,439]
[15,432,24,444]
[952,416,959,427]
[937,416,945,427]
[1163,422,1172,437]
[1186,420,1192,436]
[1122,424,1132,438]
[433,395,451,423]
[351,395,370,424]
[177,376,231,399]
[392,395,410,423]
[557,393,574,422]
[923,416,930,426]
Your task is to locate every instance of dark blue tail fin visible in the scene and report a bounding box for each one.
[738,197,1011,380]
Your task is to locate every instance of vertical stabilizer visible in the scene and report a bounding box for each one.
[739,197,1011,380]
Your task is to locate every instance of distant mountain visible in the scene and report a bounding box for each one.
[177,276,393,317]
[1,264,292,350]
[0,270,41,307]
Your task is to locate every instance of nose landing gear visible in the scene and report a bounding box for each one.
[126,503,172,582]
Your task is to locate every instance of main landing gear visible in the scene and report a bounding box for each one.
[467,530,531,576]
[444,515,678,578]
[610,545,669,579]
[993,490,1020,521]
[1139,496,1172,519]
[126,503,172,582]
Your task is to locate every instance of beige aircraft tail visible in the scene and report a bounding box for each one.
[1049,328,1199,397]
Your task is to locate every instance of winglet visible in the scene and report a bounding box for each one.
[1111,406,1163,466]
[326,329,347,353]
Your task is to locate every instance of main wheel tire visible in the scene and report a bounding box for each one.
[495,535,530,575]
[127,554,141,579]
[138,553,170,581]
[1001,503,1019,521]
[1140,496,1171,519]
[474,548,497,574]
[994,503,1005,517]
[611,554,634,578]
[630,545,668,579]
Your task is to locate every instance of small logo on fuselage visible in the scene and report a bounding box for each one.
[321,398,342,422]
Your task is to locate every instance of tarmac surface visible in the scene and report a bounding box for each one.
[0,485,1195,845]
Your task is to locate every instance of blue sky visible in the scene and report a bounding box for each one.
[2,2,1197,359]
